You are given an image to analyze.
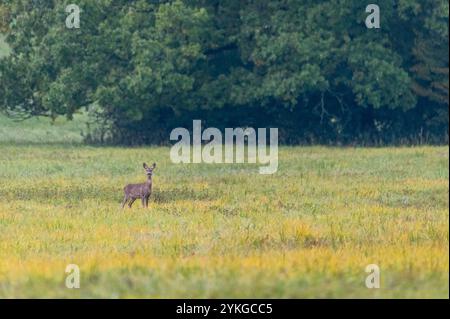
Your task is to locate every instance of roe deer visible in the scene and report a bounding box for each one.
[121,163,156,209]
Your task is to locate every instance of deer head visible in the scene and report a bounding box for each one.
[143,162,156,178]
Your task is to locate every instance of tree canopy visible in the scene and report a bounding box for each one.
[0,0,448,144]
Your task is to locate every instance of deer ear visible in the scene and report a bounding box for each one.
[152,163,156,169]
[143,163,148,169]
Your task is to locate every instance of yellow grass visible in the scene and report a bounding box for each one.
[0,144,448,298]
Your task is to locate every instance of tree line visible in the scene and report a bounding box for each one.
[0,0,448,145]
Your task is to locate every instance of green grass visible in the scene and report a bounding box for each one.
[0,114,448,298]
[0,113,87,145]
[0,34,10,58]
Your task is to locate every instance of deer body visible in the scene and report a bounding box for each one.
[122,163,156,209]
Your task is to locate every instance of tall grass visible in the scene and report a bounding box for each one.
[0,115,448,298]
[0,34,10,58]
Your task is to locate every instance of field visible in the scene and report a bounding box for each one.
[0,34,10,58]
[0,114,448,298]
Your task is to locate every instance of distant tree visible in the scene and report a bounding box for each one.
[407,0,449,106]
[398,0,449,142]
[0,0,448,144]
[0,2,10,33]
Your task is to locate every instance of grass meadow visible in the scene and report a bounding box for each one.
[0,35,10,58]
[0,114,448,298]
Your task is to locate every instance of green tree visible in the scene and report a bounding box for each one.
[0,0,448,144]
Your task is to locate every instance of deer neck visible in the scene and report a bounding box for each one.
[146,176,153,187]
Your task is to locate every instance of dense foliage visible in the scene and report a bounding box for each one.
[0,0,448,144]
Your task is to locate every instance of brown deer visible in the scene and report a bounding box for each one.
[121,163,156,209]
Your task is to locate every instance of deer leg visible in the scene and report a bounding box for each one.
[141,197,145,208]
[128,198,136,208]
[145,196,150,208]
[121,195,128,209]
